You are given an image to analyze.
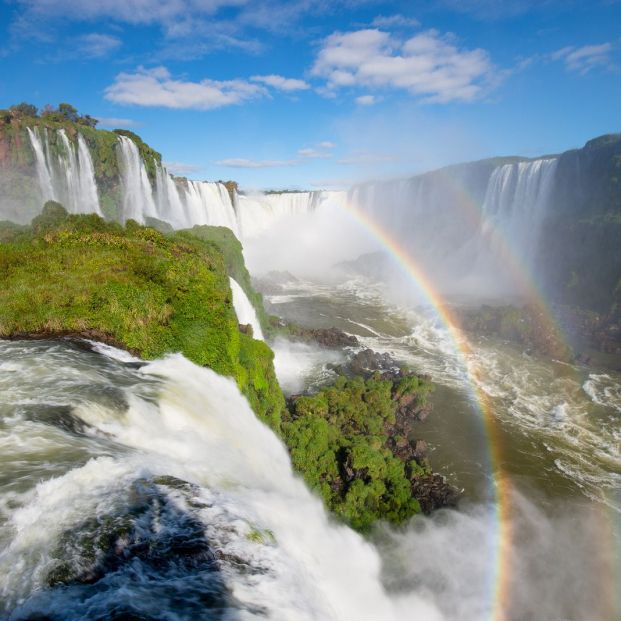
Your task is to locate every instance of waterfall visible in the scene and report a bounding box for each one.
[117,135,158,223]
[27,127,55,203]
[346,158,560,296]
[76,134,100,216]
[229,277,264,340]
[26,126,339,239]
[0,342,443,620]
[185,180,240,235]
[479,158,559,269]
[154,164,190,228]
[26,127,101,215]
[236,191,344,240]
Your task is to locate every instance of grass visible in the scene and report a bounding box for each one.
[0,204,285,430]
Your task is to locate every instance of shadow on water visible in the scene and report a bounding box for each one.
[9,476,247,621]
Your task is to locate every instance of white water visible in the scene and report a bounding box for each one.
[117,135,158,223]
[236,191,345,240]
[26,126,101,216]
[0,343,443,620]
[229,277,265,340]
[474,158,559,278]
[1,341,617,619]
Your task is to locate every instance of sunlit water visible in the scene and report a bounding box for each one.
[1,282,620,620]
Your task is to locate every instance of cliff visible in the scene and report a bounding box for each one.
[0,203,285,430]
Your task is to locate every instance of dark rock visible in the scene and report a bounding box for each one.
[411,474,460,514]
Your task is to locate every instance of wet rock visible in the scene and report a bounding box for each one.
[411,474,460,514]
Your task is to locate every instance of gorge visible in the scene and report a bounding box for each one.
[0,110,619,620]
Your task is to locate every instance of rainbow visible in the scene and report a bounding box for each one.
[342,197,519,621]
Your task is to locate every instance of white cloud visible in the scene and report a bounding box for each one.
[251,74,310,91]
[105,66,265,110]
[355,94,376,105]
[312,28,496,103]
[78,33,121,57]
[164,161,203,174]
[16,0,248,30]
[552,43,613,74]
[318,141,336,148]
[371,14,419,28]
[297,147,332,158]
[214,158,298,168]
[96,116,138,128]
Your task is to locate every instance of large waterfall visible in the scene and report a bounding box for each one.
[24,126,562,297]
[27,129,242,234]
[27,127,101,216]
[0,341,443,620]
[117,135,159,223]
[236,191,345,239]
[347,157,560,296]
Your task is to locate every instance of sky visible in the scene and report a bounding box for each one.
[0,0,620,190]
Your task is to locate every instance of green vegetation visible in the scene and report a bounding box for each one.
[179,225,269,331]
[283,373,433,531]
[0,203,284,430]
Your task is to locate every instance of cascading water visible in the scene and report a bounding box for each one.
[26,126,101,216]
[0,341,444,620]
[237,191,345,240]
[229,277,265,340]
[478,158,558,271]
[27,127,55,203]
[117,135,158,223]
[346,158,560,296]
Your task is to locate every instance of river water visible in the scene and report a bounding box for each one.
[0,275,619,619]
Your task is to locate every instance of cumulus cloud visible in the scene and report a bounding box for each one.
[251,74,310,91]
[214,158,298,168]
[105,66,265,110]
[552,43,613,74]
[355,94,376,105]
[312,28,496,103]
[78,33,121,58]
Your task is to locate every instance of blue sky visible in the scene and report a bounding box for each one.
[1,0,620,189]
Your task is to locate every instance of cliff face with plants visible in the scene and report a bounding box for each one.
[0,104,163,224]
[538,134,621,316]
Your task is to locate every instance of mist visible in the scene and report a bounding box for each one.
[378,487,619,621]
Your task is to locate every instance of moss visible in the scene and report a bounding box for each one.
[179,225,269,331]
[0,211,285,430]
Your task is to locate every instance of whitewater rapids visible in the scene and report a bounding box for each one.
[0,340,446,620]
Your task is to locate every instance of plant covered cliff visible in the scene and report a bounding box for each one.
[0,202,284,429]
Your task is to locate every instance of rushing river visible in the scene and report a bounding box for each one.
[0,277,620,619]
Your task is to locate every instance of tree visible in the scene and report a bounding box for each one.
[78,114,98,128]
[58,103,79,123]
[9,102,38,117]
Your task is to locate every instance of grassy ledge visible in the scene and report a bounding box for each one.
[0,202,285,430]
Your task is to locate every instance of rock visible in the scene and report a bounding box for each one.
[411,474,460,514]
